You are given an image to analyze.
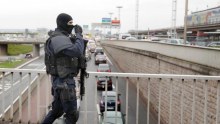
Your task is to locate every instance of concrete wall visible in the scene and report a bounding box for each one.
[101,41,220,124]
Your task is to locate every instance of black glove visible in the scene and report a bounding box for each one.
[84,39,88,45]
[74,24,83,34]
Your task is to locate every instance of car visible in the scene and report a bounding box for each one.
[88,42,96,53]
[166,38,189,45]
[189,41,210,47]
[150,36,160,41]
[99,91,121,112]
[95,55,107,65]
[125,37,137,41]
[94,48,104,56]
[95,36,101,42]
[97,76,112,90]
[88,39,96,44]
[97,64,111,72]
[98,111,125,124]
[207,42,220,47]
[85,48,91,61]
[25,53,33,59]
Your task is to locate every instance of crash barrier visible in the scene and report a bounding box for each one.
[0,68,219,124]
[87,72,220,124]
[0,68,49,123]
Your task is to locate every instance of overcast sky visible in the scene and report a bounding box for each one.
[0,0,219,32]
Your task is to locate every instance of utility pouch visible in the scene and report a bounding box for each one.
[56,57,78,78]
[60,88,76,101]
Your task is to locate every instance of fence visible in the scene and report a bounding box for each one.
[0,68,219,124]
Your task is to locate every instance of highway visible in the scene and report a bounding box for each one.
[72,49,157,124]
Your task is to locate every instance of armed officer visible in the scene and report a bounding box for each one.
[42,13,85,124]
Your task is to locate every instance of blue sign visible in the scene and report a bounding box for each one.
[83,25,89,29]
[102,18,111,23]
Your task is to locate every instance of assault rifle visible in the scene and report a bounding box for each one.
[79,39,88,101]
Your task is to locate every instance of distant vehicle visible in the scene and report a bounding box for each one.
[85,49,91,61]
[110,37,117,40]
[150,36,160,41]
[190,41,210,47]
[125,37,137,41]
[95,55,107,65]
[118,33,131,40]
[99,91,121,112]
[207,42,220,47]
[88,40,96,45]
[97,64,111,72]
[94,48,104,56]
[97,76,112,90]
[95,36,101,42]
[98,111,125,124]
[166,39,189,45]
[25,54,33,59]
[88,43,96,53]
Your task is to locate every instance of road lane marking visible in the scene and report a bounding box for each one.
[106,56,113,65]
[96,104,101,114]
[112,84,115,90]
[0,64,46,94]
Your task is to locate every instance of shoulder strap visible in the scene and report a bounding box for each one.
[45,31,65,55]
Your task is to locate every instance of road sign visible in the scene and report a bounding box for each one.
[111,20,120,26]
[102,18,111,23]
[83,25,89,30]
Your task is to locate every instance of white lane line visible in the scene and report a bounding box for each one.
[0,83,11,90]
[106,56,113,65]
[112,84,115,90]
[0,64,46,94]
[97,104,101,122]
[97,104,101,115]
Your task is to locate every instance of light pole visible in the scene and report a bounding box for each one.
[183,0,188,44]
[116,6,123,34]
[135,0,139,38]
[109,12,113,35]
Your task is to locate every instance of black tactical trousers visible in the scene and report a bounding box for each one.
[41,86,77,124]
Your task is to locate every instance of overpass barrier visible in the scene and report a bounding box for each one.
[0,68,219,124]
[101,40,220,70]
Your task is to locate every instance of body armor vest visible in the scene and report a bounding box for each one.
[44,32,79,78]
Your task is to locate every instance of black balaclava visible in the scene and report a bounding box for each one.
[56,13,74,34]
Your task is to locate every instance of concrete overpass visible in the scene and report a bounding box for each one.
[129,23,220,39]
[0,39,45,57]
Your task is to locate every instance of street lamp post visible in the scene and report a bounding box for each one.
[109,12,113,35]
[135,0,139,38]
[116,6,123,34]
[183,0,188,44]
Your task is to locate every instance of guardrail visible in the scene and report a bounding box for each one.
[0,68,219,124]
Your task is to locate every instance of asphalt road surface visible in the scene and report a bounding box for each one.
[0,56,45,114]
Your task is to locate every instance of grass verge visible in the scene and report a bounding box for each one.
[0,59,27,68]
[7,44,33,55]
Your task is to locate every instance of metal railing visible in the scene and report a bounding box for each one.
[0,68,220,124]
